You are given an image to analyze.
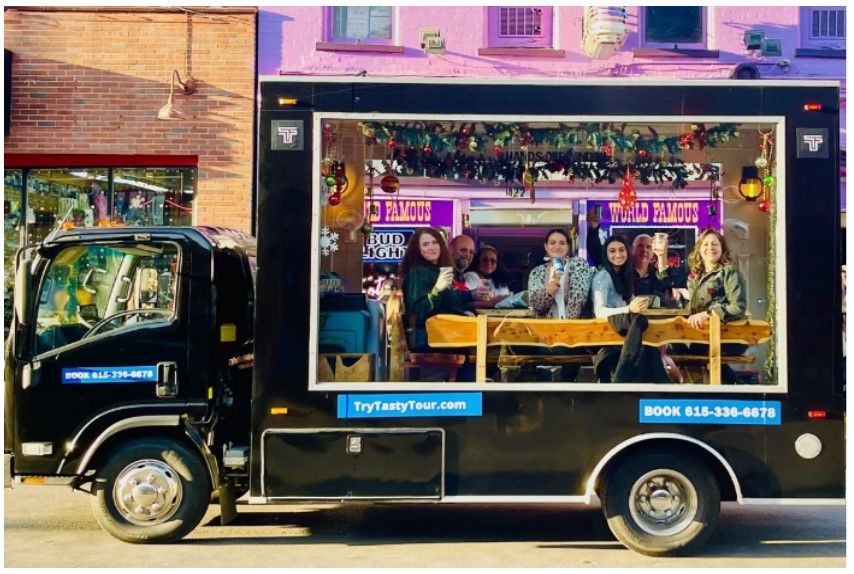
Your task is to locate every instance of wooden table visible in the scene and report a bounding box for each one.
[425,314,771,385]
[474,308,535,317]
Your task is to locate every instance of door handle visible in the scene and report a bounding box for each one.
[156,362,178,398]
[116,277,133,304]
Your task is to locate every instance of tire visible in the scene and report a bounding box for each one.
[601,452,720,556]
[91,437,211,543]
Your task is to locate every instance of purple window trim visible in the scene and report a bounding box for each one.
[323,6,395,46]
[486,6,553,48]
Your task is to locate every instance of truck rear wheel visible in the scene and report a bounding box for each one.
[91,438,211,543]
[601,452,720,556]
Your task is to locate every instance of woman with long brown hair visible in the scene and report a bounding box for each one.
[686,228,746,328]
[399,227,468,351]
[679,228,748,384]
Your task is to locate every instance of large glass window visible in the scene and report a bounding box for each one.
[34,242,180,355]
[312,117,781,390]
[800,6,846,49]
[112,168,194,226]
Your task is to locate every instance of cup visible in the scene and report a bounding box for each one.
[653,232,668,253]
[551,258,566,274]
[439,266,453,277]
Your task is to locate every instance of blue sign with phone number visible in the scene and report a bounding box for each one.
[639,399,781,425]
[62,366,157,384]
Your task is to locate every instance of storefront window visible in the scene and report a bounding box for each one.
[4,169,23,332]
[112,168,195,226]
[25,169,110,245]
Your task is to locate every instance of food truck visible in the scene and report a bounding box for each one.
[5,79,844,556]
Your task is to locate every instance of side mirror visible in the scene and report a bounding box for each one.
[12,254,32,360]
[13,256,31,328]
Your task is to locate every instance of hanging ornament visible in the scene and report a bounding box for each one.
[603,143,613,157]
[460,126,471,137]
[763,175,775,187]
[328,193,341,206]
[319,226,340,256]
[380,169,401,194]
[637,149,648,159]
[422,144,433,155]
[493,145,504,156]
[754,156,768,169]
[618,165,636,208]
[758,199,771,213]
[388,138,397,149]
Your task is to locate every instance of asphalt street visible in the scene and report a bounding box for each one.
[4,485,846,568]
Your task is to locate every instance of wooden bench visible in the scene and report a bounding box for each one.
[425,313,771,385]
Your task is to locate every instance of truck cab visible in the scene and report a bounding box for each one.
[5,226,255,542]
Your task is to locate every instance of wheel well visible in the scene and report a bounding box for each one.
[79,427,213,490]
[592,438,737,502]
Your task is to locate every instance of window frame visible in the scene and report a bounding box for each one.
[486,6,554,48]
[800,6,846,49]
[324,6,396,46]
[639,6,707,50]
[308,111,789,395]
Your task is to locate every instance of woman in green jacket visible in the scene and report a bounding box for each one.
[680,228,748,383]
[400,227,468,351]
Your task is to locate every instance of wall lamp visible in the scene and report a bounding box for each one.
[738,166,763,201]
[157,69,198,120]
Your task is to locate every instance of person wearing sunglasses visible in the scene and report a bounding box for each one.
[463,245,513,309]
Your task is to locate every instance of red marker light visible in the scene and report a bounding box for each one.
[807,410,827,419]
[803,103,823,112]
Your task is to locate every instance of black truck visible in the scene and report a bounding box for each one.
[5,79,844,556]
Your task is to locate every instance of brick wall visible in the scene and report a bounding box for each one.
[4,7,257,232]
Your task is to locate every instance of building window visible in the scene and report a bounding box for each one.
[801,7,845,49]
[328,6,393,44]
[487,7,553,48]
[641,7,706,49]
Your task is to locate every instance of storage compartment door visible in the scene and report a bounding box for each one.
[262,428,444,499]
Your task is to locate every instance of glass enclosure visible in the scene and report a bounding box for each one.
[312,117,780,388]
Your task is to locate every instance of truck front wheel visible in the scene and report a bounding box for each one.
[601,452,720,556]
[91,437,211,543]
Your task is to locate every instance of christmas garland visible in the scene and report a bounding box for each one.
[359,121,740,157]
[381,148,720,189]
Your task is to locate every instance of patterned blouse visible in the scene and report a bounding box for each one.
[528,257,595,318]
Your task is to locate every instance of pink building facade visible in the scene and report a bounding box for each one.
[258,5,845,200]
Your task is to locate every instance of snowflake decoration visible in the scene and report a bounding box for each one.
[319,226,339,257]
[129,194,145,209]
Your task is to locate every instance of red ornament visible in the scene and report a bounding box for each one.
[493,145,504,156]
[603,143,613,156]
[461,127,471,137]
[422,144,433,155]
[758,199,771,213]
[388,138,397,149]
[328,193,341,206]
[638,149,648,159]
[380,172,401,194]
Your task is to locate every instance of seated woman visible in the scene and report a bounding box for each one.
[520,228,594,381]
[591,236,669,384]
[463,245,514,309]
[679,228,748,383]
[400,227,469,352]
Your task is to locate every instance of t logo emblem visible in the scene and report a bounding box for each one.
[802,134,824,152]
[277,126,299,144]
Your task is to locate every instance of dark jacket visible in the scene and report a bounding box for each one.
[687,263,747,322]
[402,264,468,330]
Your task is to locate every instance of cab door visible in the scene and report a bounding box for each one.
[13,239,201,475]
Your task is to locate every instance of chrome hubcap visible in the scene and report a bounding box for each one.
[113,459,182,525]
[629,468,698,536]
